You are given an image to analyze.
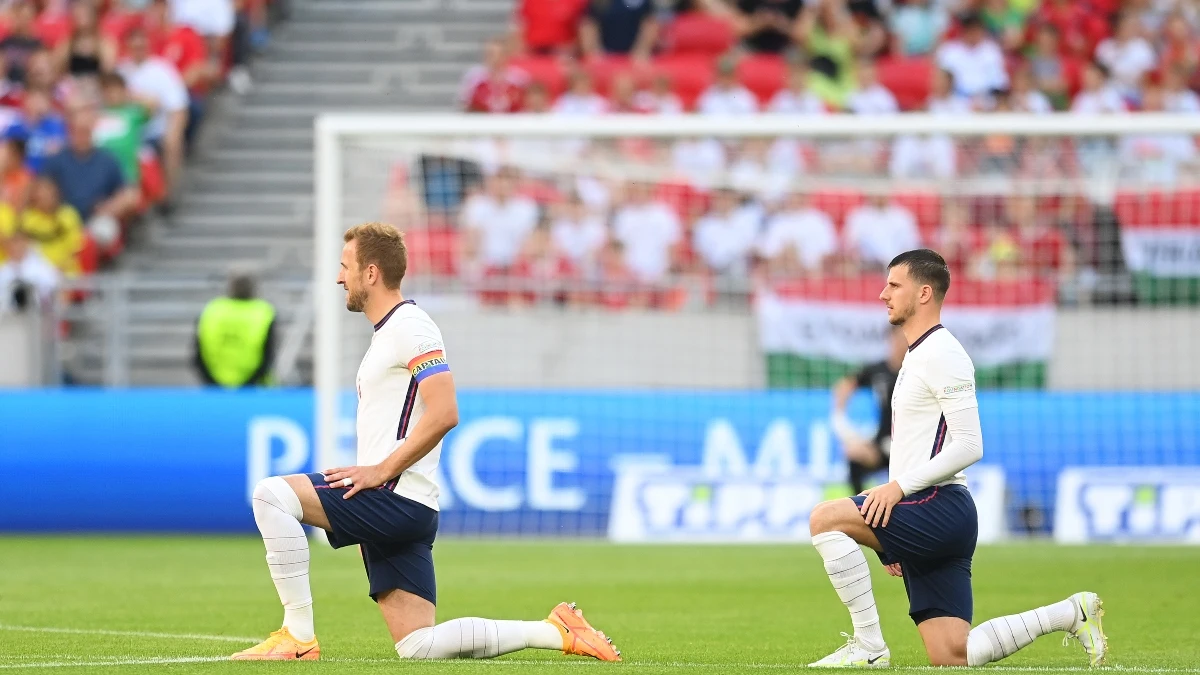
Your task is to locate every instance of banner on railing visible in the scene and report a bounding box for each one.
[2,390,1197,535]
[1054,467,1200,544]
[607,464,1007,544]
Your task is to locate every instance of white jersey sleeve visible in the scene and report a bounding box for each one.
[393,316,449,384]
[894,343,983,496]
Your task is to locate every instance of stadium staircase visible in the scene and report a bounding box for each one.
[66,0,508,385]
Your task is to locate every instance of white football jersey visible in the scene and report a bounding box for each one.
[889,325,978,489]
[355,300,449,511]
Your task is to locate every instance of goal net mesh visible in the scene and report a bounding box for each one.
[318,118,1200,543]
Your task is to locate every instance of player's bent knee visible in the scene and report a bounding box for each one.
[809,499,856,536]
[253,476,303,521]
[395,626,435,659]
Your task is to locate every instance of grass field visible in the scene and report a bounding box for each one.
[1,537,1198,674]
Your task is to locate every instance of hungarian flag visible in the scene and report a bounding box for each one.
[1116,189,1200,305]
[757,276,1056,389]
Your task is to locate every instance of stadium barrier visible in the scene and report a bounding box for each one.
[3,389,1197,541]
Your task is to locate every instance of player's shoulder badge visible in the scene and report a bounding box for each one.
[416,340,443,354]
[944,383,974,395]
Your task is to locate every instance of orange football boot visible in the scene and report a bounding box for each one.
[546,601,621,661]
[230,627,320,661]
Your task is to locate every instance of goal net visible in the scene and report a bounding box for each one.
[314,113,1200,544]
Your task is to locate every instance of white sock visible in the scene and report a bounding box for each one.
[252,477,315,642]
[967,598,1076,666]
[812,531,886,651]
[395,619,563,659]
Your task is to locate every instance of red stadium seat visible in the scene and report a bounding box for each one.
[736,54,787,107]
[650,56,714,110]
[583,55,633,96]
[662,12,735,57]
[510,56,569,97]
[404,228,459,276]
[876,57,932,111]
[809,189,866,228]
[891,190,942,243]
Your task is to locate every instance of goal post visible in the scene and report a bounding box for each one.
[313,112,1200,540]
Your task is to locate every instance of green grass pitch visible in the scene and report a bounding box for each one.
[1,537,1197,673]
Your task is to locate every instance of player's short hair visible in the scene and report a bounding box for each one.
[344,222,407,289]
[888,249,951,302]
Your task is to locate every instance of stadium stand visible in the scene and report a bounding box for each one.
[22,0,1200,385]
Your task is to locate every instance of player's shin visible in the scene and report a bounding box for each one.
[395,619,562,659]
[966,599,1076,666]
[812,531,886,651]
[251,477,315,642]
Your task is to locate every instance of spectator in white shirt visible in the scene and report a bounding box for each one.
[758,191,838,275]
[633,73,683,114]
[1071,61,1127,114]
[768,59,827,114]
[697,55,758,116]
[935,12,1008,99]
[550,191,608,269]
[460,167,539,274]
[0,230,59,314]
[553,68,609,115]
[1071,62,1127,177]
[118,26,188,199]
[844,194,921,268]
[672,136,726,188]
[891,68,967,179]
[847,58,899,114]
[1163,65,1200,113]
[612,181,682,283]
[692,188,762,275]
[728,139,797,200]
[1095,13,1157,99]
[1008,66,1054,113]
[1119,83,1198,184]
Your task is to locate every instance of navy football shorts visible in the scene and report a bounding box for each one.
[307,473,438,605]
[851,483,978,625]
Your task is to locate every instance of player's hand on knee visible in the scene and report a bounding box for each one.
[322,464,388,499]
[885,563,903,577]
[859,480,904,528]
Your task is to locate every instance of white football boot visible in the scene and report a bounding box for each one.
[1063,591,1108,666]
[809,633,890,668]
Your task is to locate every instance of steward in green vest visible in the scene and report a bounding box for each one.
[193,273,277,387]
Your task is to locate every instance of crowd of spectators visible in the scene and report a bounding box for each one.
[0,0,270,316]
[440,163,1076,309]
[439,0,1200,308]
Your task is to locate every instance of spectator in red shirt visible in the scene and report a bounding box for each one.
[1033,0,1106,57]
[101,0,144,43]
[513,0,588,56]
[511,219,578,306]
[144,0,218,150]
[1160,12,1199,85]
[53,1,117,82]
[1009,194,1073,281]
[592,237,642,310]
[0,1,46,85]
[458,39,528,113]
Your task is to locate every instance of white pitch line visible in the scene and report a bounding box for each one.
[0,625,258,643]
[322,660,1200,673]
[0,656,227,670]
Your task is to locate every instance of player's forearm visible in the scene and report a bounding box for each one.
[379,409,459,480]
[895,406,983,495]
[832,377,856,413]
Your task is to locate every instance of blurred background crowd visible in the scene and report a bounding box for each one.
[0,0,272,315]
[423,0,1200,310]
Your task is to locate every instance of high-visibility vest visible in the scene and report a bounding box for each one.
[197,297,275,387]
